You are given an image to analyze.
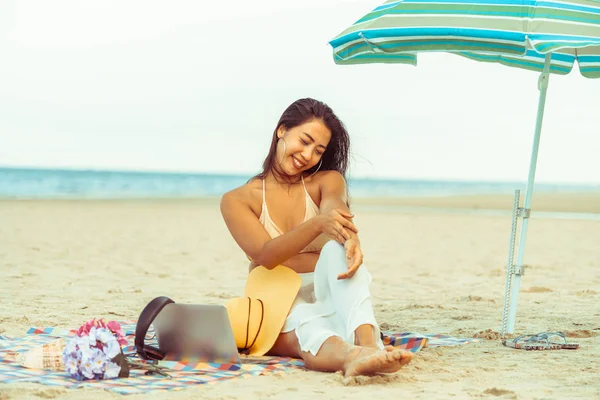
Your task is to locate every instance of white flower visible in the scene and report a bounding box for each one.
[62,338,79,365]
[80,358,95,380]
[86,327,97,346]
[64,357,79,376]
[64,339,78,356]
[75,336,89,349]
[78,339,93,361]
[90,348,107,375]
[104,338,121,359]
[96,328,114,344]
[104,361,121,379]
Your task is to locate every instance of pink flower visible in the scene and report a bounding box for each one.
[107,321,127,346]
[77,319,95,337]
[106,320,120,333]
[76,319,127,346]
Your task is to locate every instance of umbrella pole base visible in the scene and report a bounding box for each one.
[501,190,529,337]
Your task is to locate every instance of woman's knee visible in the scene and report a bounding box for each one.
[322,240,344,254]
[320,240,346,264]
[316,241,347,276]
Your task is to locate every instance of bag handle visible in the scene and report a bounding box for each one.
[135,296,174,360]
[241,298,264,354]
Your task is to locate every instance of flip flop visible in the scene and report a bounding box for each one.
[502,331,579,351]
[535,331,580,350]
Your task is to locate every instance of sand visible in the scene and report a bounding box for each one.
[1,193,599,399]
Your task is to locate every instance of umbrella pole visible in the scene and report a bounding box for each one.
[506,53,553,333]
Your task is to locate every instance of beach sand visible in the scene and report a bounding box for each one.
[1,193,599,399]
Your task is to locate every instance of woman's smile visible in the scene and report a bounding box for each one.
[291,156,306,170]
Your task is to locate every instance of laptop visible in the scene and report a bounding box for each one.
[152,303,241,365]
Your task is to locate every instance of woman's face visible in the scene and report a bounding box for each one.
[276,119,332,177]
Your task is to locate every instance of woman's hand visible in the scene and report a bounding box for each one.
[337,238,363,280]
[318,209,358,244]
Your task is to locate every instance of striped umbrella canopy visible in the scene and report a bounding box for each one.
[328,0,600,336]
[329,0,600,77]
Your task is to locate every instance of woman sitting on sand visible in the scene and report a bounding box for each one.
[220,98,412,377]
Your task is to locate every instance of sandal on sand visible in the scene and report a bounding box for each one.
[502,331,579,351]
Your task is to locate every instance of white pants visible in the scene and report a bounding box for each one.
[281,241,384,355]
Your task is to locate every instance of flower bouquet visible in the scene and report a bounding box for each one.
[61,318,170,380]
[62,319,130,380]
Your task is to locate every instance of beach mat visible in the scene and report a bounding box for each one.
[0,322,479,395]
[383,331,480,349]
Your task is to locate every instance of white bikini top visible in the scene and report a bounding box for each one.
[259,176,329,254]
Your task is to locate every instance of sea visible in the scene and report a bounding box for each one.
[1,166,598,200]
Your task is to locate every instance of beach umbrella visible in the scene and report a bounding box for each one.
[328,0,600,335]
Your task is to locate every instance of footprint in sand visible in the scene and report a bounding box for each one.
[452,315,473,321]
[206,292,236,299]
[575,289,598,296]
[473,329,502,340]
[522,286,553,293]
[462,295,484,301]
[459,295,496,303]
[483,388,517,398]
[0,388,66,399]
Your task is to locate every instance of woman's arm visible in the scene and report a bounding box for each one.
[221,188,356,270]
[318,171,359,242]
[250,252,319,274]
[317,171,364,279]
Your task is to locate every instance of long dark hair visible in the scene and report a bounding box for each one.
[252,98,350,183]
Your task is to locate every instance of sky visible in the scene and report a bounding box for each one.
[0,0,599,184]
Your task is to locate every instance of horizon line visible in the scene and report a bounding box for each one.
[1,164,599,187]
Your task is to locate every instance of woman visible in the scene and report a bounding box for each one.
[221,98,412,377]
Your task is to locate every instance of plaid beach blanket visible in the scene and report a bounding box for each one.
[0,322,479,395]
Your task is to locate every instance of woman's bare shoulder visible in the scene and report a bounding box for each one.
[306,170,346,186]
[302,171,346,206]
[221,179,262,214]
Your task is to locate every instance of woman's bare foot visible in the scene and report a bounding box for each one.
[343,346,412,377]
